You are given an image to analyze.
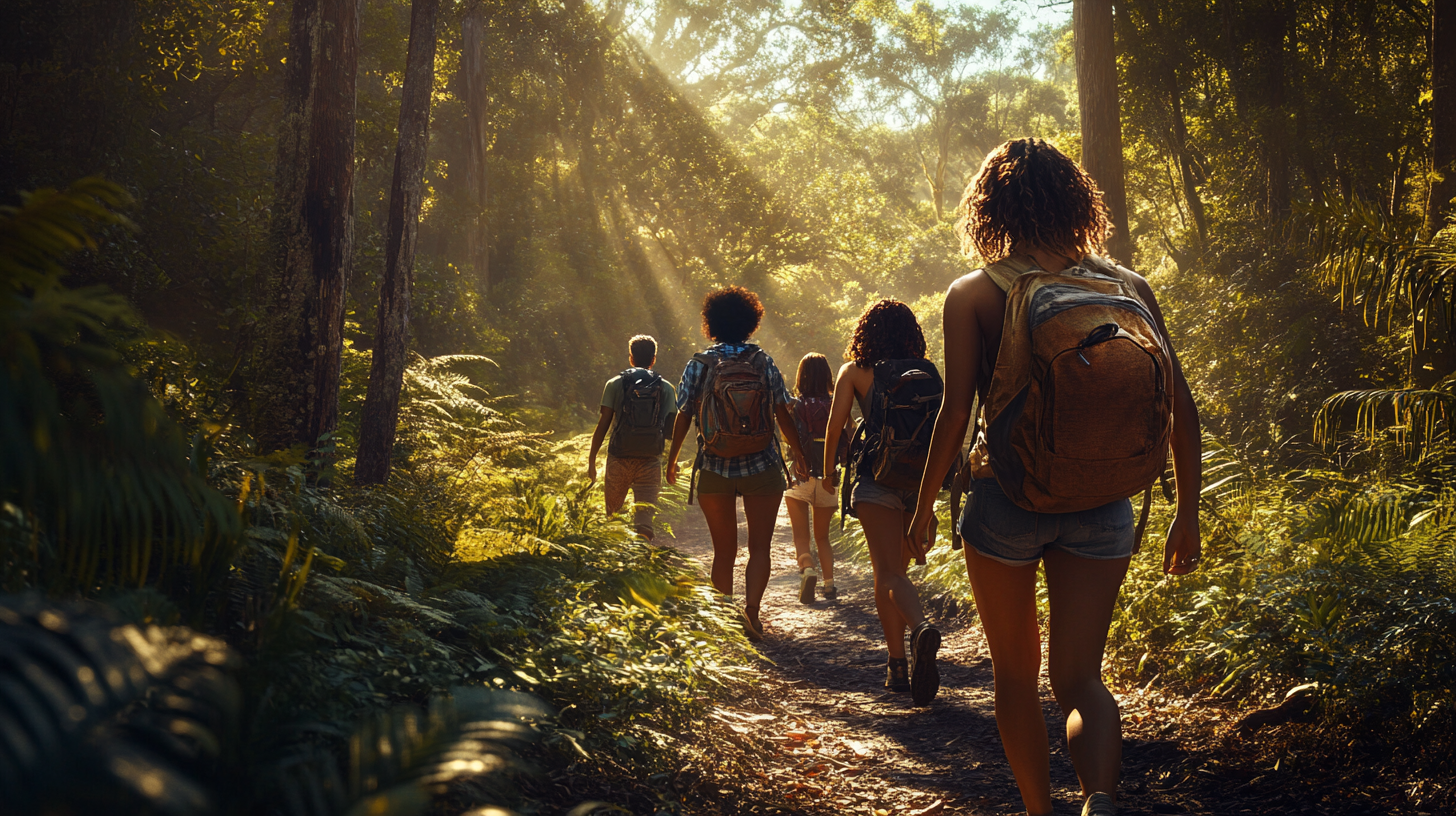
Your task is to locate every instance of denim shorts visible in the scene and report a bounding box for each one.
[851,478,918,513]
[958,478,1135,566]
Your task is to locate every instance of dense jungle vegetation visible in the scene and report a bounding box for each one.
[3,0,1456,813]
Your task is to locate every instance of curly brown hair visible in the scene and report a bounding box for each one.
[846,300,927,366]
[700,286,764,344]
[957,138,1111,262]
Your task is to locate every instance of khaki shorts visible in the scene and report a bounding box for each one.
[785,476,837,508]
[604,455,661,538]
[697,467,787,497]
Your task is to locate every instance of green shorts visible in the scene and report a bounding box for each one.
[696,468,787,497]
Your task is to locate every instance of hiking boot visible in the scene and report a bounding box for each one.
[909,621,942,706]
[885,657,910,693]
[822,583,838,601]
[1081,792,1116,816]
[799,567,818,604]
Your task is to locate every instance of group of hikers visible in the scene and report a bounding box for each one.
[584,138,1203,816]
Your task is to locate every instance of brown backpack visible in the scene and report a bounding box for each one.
[975,255,1173,514]
[692,347,776,459]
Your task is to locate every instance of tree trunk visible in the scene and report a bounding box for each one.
[1166,74,1208,246]
[1428,0,1456,237]
[1257,2,1291,222]
[253,0,359,464]
[462,5,490,291]
[355,0,440,486]
[1074,0,1132,262]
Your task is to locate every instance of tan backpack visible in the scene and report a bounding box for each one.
[973,255,1173,515]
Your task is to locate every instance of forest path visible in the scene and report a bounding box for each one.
[664,500,1085,816]
[662,500,1302,816]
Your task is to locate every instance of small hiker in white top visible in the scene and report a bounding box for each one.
[783,352,851,604]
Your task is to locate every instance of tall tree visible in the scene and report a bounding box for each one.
[862,4,1014,222]
[252,0,359,459]
[1429,0,1456,237]
[461,4,490,291]
[356,0,441,485]
[1074,0,1131,262]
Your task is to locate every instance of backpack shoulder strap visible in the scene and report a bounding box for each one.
[983,255,1038,294]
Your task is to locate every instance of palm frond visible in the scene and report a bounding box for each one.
[1306,197,1456,340]
[271,688,549,816]
[1314,379,1456,457]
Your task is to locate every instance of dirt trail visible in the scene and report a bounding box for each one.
[663,501,1319,816]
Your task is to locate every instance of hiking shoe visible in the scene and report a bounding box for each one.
[799,567,818,604]
[885,657,910,693]
[909,621,942,706]
[1081,792,1116,816]
[822,584,838,601]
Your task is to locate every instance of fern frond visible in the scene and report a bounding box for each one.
[271,688,549,816]
[0,593,240,815]
[0,179,240,596]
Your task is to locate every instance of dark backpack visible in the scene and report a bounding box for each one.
[692,347,776,459]
[608,369,667,458]
[862,359,944,491]
[792,396,834,479]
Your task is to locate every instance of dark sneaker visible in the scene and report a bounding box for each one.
[910,621,942,706]
[885,657,910,692]
[822,584,838,601]
[1082,792,1116,816]
[799,567,818,605]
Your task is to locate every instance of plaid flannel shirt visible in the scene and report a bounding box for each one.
[677,343,791,478]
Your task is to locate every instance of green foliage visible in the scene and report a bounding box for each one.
[0,178,239,596]
[1104,446,1456,773]
[0,593,240,815]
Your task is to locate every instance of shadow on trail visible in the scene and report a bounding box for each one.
[663,503,1331,815]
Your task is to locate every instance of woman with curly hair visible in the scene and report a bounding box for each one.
[822,299,942,705]
[666,286,808,641]
[907,138,1203,816]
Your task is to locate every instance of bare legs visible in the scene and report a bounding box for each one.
[785,497,835,586]
[697,491,784,630]
[857,503,925,658]
[964,546,1131,816]
[1045,549,1129,800]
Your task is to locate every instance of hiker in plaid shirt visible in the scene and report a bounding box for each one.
[666,286,807,641]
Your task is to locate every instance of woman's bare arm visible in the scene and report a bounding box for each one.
[664,411,693,484]
[822,363,861,488]
[908,273,991,545]
[1131,274,1202,574]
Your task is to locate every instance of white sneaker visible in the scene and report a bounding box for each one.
[1082,792,1116,816]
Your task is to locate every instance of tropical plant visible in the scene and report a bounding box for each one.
[0,592,555,816]
[0,178,239,598]
[0,592,241,815]
[1309,199,1456,456]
